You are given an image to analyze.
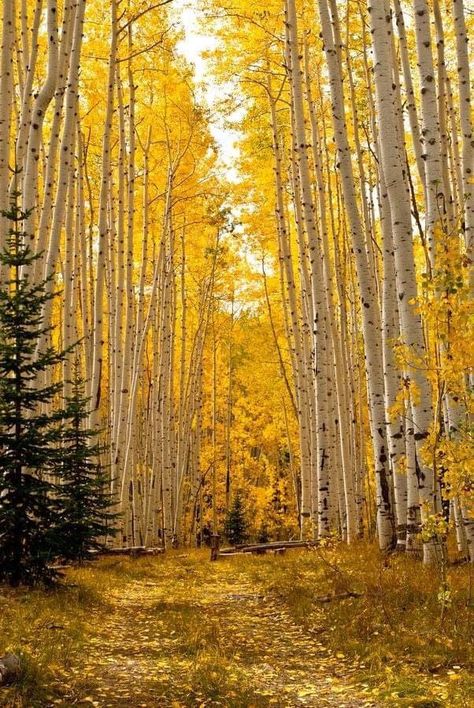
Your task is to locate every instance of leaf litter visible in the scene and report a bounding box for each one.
[41,554,378,707]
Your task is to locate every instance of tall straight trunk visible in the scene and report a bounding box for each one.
[412,0,444,263]
[316,0,395,550]
[392,0,426,194]
[13,0,42,184]
[111,68,126,469]
[378,165,407,548]
[445,76,463,216]
[267,79,312,527]
[62,126,77,397]
[0,0,15,273]
[369,0,438,562]
[304,39,357,541]
[341,3,379,298]
[286,0,332,537]
[34,0,76,283]
[432,0,454,229]
[120,23,137,429]
[76,125,92,380]
[173,256,218,542]
[452,0,474,263]
[211,315,218,536]
[225,295,234,514]
[22,0,59,238]
[41,0,85,290]
[90,0,118,420]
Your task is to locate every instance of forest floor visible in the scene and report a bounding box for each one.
[0,544,472,707]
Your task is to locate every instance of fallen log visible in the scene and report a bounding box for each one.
[219,540,319,555]
[314,591,363,603]
[91,546,165,557]
[50,547,165,569]
[0,654,20,686]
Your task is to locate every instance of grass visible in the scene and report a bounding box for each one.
[0,576,109,706]
[243,541,474,706]
[0,544,472,706]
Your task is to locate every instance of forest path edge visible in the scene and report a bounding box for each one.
[50,551,377,707]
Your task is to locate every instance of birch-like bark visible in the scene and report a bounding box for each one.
[90,0,118,420]
[0,0,15,271]
[369,0,437,562]
[304,40,357,541]
[34,0,76,282]
[111,68,126,468]
[412,0,443,263]
[41,0,85,289]
[446,76,464,214]
[393,0,426,193]
[13,0,42,183]
[62,127,77,397]
[452,0,474,262]
[22,0,58,238]
[316,0,395,550]
[267,79,312,531]
[378,166,407,548]
[286,0,333,537]
[120,24,137,431]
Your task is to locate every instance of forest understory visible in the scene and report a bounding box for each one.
[0,546,472,708]
[0,0,473,704]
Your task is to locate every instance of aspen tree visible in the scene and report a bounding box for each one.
[393,0,426,193]
[62,129,77,397]
[433,0,454,228]
[76,125,92,381]
[452,0,474,261]
[13,0,42,185]
[304,38,357,540]
[446,75,464,215]
[33,0,76,283]
[111,68,127,479]
[41,0,85,292]
[412,0,444,262]
[316,0,395,550]
[118,24,137,451]
[286,0,333,537]
[0,0,14,269]
[289,147,323,535]
[90,0,118,419]
[22,0,59,239]
[378,170,407,548]
[267,79,313,530]
[369,0,439,562]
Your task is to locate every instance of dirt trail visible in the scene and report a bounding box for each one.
[56,559,377,707]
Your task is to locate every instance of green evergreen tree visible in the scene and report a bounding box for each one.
[0,196,68,586]
[54,365,117,562]
[224,490,249,546]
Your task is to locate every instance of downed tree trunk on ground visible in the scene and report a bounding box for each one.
[91,546,165,557]
[314,591,363,603]
[50,547,166,570]
[0,654,20,686]
[218,540,319,556]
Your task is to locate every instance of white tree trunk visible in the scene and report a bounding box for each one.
[316,0,395,550]
[369,0,437,562]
